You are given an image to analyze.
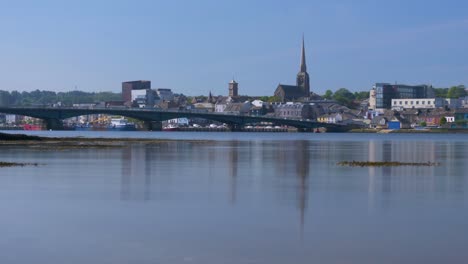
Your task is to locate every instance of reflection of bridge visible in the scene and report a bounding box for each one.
[0,107,350,131]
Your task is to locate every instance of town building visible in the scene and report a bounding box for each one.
[156,88,174,101]
[229,80,238,97]
[193,102,215,112]
[274,37,310,102]
[223,102,252,115]
[317,113,343,124]
[122,80,151,105]
[369,83,435,110]
[391,98,462,110]
[274,103,314,120]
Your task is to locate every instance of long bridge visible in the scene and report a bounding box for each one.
[0,106,351,132]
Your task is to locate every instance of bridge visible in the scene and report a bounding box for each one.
[0,106,350,132]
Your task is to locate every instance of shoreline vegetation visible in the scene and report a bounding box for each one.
[0,161,39,167]
[349,128,468,133]
[0,132,213,149]
[338,161,440,167]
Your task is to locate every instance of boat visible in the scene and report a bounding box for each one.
[23,124,42,131]
[74,123,93,131]
[163,124,180,131]
[107,118,136,131]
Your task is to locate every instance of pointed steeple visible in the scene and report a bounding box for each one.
[300,35,307,73]
[208,91,214,103]
[296,35,310,96]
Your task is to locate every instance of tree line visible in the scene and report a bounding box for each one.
[433,85,466,98]
[322,88,369,108]
[0,90,122,106]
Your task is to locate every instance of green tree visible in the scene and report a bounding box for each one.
[0,91,10,106]
[332,88,355,108]
[354,91,370,100]
[323,90,333,100]
[440,117,447,125]
[267,96,281,103]
[434,88,448,98]
[447,85,467,98]
[420,121,427,127]
[0,89,122,106]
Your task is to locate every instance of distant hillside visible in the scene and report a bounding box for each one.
[0,90,122,107]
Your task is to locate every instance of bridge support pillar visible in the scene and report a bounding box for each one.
[44,118,64,130]
[143,121,162,131]
[227,124,243,132]
[297,128,313,133]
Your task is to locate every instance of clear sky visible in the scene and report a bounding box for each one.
[0,0,467,96]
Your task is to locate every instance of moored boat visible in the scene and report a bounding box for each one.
[23,124,42,131]
[107,118,136,131]
[163,124,180,131]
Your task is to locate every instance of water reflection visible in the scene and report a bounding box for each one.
[120,146,153,201]
[117,140,312,233]
[295,141,309,234]
[116,139,468,228]
[228,141,238,204]
[3,136,468,263]
[114,139,468,206]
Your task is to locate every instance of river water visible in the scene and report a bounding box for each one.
[0,131,467,264]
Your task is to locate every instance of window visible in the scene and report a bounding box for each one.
[405,101,408,105]
[399,101,402,105]
[422,101,425,104]
[411,101,414,105]
[416,101,419,105]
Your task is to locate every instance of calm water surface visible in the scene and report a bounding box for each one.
[1,131,468,263]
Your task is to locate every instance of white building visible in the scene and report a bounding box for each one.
[166,118,189,126]
[251,99,265,108]
[5,114,18,124]
[215,97,233,113]
[368,88,377,110]
[390,98,463,110]
[461,97,468,108]
[445,116,455,123]
[131,89,147,102]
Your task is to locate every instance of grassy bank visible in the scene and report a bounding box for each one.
[0,161,39,167]
[338,161,439,167]
[0,132,42,141]
[0,132,213,149]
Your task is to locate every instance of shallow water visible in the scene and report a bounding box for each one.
[0,132,467,263]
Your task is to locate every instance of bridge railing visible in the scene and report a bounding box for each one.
[1,106,324,123]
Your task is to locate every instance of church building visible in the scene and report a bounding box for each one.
[274,37,311,102]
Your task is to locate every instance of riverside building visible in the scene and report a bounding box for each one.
[369,83,435,111]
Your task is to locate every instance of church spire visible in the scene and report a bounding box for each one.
[300,35,307,73]
[296,35,310,97]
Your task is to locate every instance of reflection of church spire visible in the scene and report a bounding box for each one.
[295,141,309,236]
[229,141,239,204]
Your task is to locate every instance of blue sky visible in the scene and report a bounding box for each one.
[0,0,467,96]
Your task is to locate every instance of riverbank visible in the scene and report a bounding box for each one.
[349,128,468,133]
[0,132,213,149]
[0,132,42,141]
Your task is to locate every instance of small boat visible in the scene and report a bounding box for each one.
[107,118,136,131]
[163,124,180,131]
[23,124,42,131]
[74,123,93,131]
